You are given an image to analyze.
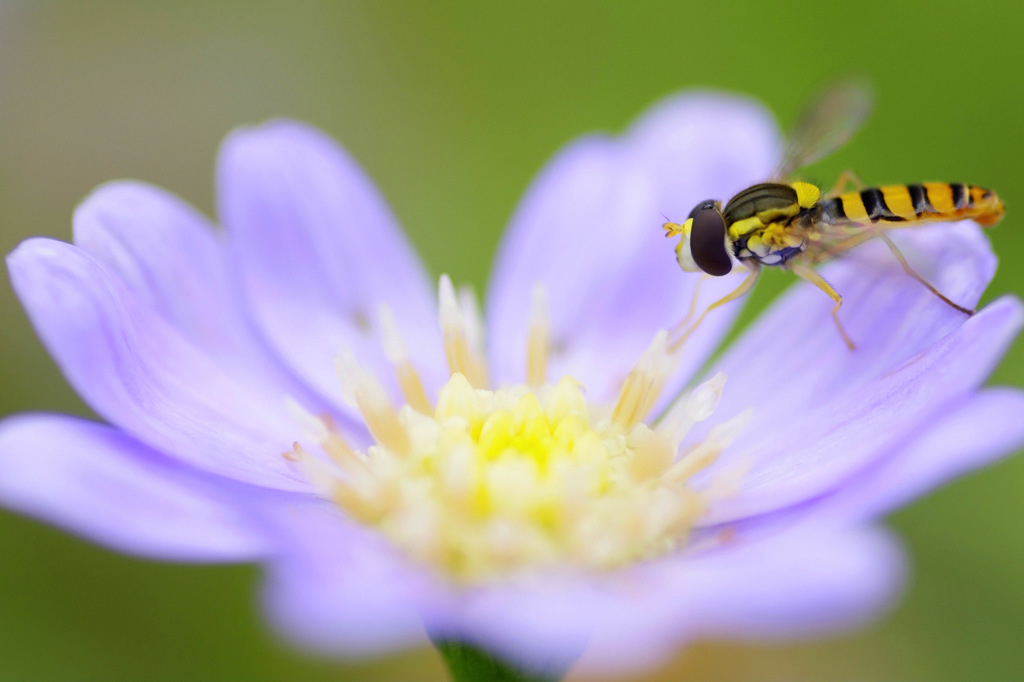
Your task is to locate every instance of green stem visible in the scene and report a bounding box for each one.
[434,639,567,682]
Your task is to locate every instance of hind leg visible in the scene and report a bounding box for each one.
[875,231,974,316]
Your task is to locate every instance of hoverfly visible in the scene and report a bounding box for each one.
[664,81,1005,350]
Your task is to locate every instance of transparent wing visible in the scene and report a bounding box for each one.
[771,79,873,182]
[797,223,878,265]
[796,211,925,265]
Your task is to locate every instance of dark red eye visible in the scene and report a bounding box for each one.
[690,208,732,276]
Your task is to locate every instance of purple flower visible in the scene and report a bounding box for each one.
[2,92,1022,678]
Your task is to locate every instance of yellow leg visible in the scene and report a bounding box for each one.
[788,262,855,350]
[669,263,760,353]
[875,232,974,316]
[669,274,711,338]
[826,170,866,197]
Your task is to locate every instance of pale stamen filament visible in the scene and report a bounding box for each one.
[284,396,330,443]
[320,431,368,473]
[612,330,676,428]
[627,423,676,481]
[285,439,390,524]
[663,409,753,484]
[526,283,550,388]
[457,286,485,360]
[284,396,364,470]
[284,442,341,495]
[457,284,490,389]
[434,372,479,422]
[639,331,679,419]
[335,348,410,455]
[438,442,476,511]
[656,372,728,448]
[706,458,754,502]
[378,305,432,414]
[439,275,488,388]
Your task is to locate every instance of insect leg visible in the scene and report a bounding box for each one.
[669,263,760,353]
[787,262,855,350]
[669,273,711,338]
[875,231,975,316]
[825,170,866,197]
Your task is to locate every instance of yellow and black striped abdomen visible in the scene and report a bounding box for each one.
[824,183,1005,229]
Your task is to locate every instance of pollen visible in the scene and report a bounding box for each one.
[284,277,746,582]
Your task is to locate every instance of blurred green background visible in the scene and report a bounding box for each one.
[1,1,1023,680]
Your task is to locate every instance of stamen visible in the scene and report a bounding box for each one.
[439,274,488,388]
[378,305,432,414]
[664,409,753,483]
[457,285,485,361]
[687,373,728,422]
[435,372,480,423]
[526,283,549,387]
[706,458,753,502]
[545,375,586,424]
[458,284,491,389]
[284,396,330,443]
[335,348,410,455]
[438,442,476,509]
[656,372,727,448]
[612,330,677,428]
[438,274,466,373]
[282,265,755,581]
[285,443,341,496]
[286,436,390,524]
[284,396,368,471]
[321,431,368,473]
[627,423,675,481]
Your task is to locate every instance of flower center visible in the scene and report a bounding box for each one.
[285,276,748,582]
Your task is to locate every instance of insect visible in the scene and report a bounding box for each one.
[663,81,1005,350]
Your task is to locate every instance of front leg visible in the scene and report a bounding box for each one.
[669,263,761,353]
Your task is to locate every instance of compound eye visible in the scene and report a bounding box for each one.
[690,208,733,276]
[687,199,718,220]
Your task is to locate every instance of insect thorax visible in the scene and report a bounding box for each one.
[724,184,816,267]
[732,224,806,266]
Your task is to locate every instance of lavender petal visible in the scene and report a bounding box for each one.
[703,295,1022,523]
[261,506,429,655]
[0,414,272,561]
[74,180,331,416]
[722,388,1024,537]
[7,238,307,490]
[217,120,445,411]
[424,526,902,677]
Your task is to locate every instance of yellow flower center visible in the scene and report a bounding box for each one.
[285,276,748,582]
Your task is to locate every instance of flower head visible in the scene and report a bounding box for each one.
[2,92,1023,677]
[290,300,744,584]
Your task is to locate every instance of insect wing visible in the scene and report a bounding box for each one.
[772,80,873,182]
[796,220,880,265]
